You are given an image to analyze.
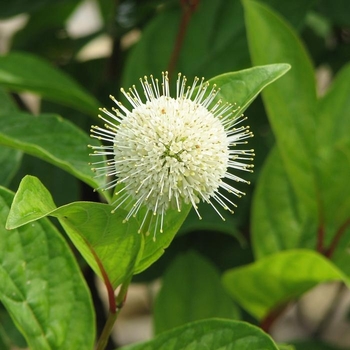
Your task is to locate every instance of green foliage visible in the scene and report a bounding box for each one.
[0,186,95,349]
[153,251,239,334]
[0,52,99,116]
[223,249,350,320]
[121,319,279,350]
[0,112,107,195]
[0,0,349,349]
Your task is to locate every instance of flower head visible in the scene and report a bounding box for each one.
[89,72,254,238]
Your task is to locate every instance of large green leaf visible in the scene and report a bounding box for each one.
[243,0,318,213]
[222,250,350,320]
[6,175,142,290]
[252,147,317,258]
[0,112,108,197]
[0,52,99,116]
[121,318,278,350]
[0,186,95,349]
[154,251,239,334]
[315,63,350,235]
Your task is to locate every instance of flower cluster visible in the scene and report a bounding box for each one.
[89,72,254,239]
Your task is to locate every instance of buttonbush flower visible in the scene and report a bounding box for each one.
[89,72,254,238]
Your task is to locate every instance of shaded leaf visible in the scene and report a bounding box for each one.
[0,112,108,198]
[252,147,317,259]
[154,251,239,334]
[0,52,99,116]
[0,147,22,187]
[243,0,318,213]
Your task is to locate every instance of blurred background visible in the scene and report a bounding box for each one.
[0,0,349,349]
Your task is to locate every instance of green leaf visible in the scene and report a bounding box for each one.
[252,147,317,258]
[54,202,142,288]
[0,112,107,196]
[154,251,239,334]
[121,318,279,350]
[0,52,99,116]
[6,175,56,229]
[208,64,291,119]
[7,175,142,289]
[0,147,22,187]
[0,303,27,349]
[315,62,350,234]
[222,250,350,320]
[243,0,318,213]
[134,203,192,274]
[0,186,95,349]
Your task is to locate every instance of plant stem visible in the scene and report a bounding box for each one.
[325,218,350,258]
[316,225,325,254]
[95,275,132,350]
[167,0,200,79]
[96,310,119,350]
[260,301,289,333]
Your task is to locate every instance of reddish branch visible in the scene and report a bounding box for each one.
[316,225,325,254]
[325,218,350,258]
[260,302,289,333]
[167,0,200,79]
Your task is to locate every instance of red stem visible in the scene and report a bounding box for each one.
[260,302,289,333]
[325,218,350,258]
[88,244,116,313]
[316,225,325,254]
[167,0,200,79]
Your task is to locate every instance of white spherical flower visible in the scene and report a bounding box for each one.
[89,72,254,239]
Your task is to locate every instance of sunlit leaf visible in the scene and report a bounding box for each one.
[0,186,95,349]
[121,318,278,350]
[6,175,142,289]
[223,250,350,320]
[243,0,318,214]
